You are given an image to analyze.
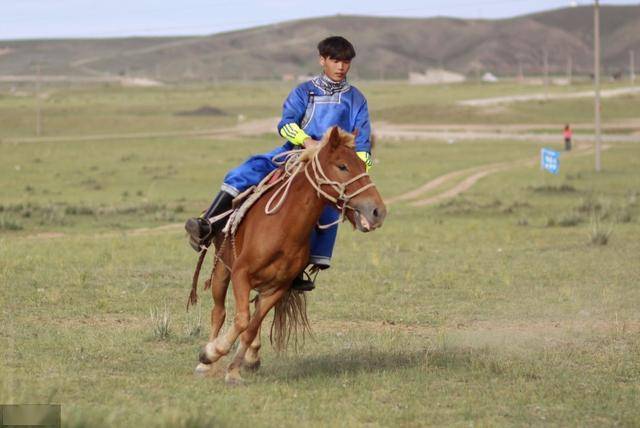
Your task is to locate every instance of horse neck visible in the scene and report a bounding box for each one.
[284,163,330,235]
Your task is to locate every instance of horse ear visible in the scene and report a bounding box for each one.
[353,128,359,138]
[329,126,341,149]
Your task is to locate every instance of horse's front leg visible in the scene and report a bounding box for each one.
[194,262,230,376]
[225,287,287,385]
[199,267,252,367]
[208,263,230,341]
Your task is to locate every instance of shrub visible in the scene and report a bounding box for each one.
[576,196,603,214]
[557,212,583,227]
[589,213,612,246]
[529,184,576,193]
[185,305,203,338]
[65,205,96,216]
[617,210,632,224]
[150,303,171,340]
[0,217,23,231]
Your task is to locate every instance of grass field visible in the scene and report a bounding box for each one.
[1,81,639,427]
[2,80,639,139]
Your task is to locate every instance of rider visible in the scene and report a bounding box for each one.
[184,36,373,291]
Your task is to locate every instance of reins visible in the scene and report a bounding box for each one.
[266,146,376,228]
[187,142,375,309]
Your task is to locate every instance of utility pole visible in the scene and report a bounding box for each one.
[594,0,602,172]
[631,50,636,85]
[35,63,42,137]
[543,49,549,100]
[517,57,524,82]
[566,55,573,85]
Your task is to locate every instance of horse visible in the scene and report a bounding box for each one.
[189,126,387,384]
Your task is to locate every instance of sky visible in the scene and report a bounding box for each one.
[1,0,639,40]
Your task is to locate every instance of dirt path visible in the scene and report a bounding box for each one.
[375,119,640,132]
[1,117,280,145]
[388,142,604,207]
[11,119,620,240]
[375,126,638,143]
[5,116,638,145]
[23,223,183,241]
[21,142,607,241]
[459,86,640,106]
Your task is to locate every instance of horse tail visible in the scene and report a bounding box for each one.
[187,248,208,310]
[270,289,312,352]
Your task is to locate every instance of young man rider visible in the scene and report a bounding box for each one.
[185,36,373,291]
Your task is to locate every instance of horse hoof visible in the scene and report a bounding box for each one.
[243,359,261,372]
[199,349,213,365]
[224,372,244,386]
[194,363,212,377]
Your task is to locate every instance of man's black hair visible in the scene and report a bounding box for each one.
[317,36,356,61]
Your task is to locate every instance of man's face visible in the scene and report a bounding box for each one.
[319,56,351,82]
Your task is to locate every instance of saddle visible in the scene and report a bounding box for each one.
[224,168,286,236]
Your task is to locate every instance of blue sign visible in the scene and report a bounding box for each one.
[540,148,560,175]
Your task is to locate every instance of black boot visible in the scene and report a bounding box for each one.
[291,266,321,292]
[185,190,234,251]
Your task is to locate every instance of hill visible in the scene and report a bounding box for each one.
[0,5,638,81]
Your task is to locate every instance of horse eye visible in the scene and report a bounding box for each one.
[338,164,348,171]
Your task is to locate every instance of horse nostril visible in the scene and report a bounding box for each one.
[373,208,379,218]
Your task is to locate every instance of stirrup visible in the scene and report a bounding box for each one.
[291,267,320,292]
[185,217,214,252]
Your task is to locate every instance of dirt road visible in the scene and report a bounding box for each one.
[11,118,620,240]
[459,86,640,106]
[387,141,606,207]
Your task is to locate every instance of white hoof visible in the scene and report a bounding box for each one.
[224,372,244,386]
[194,363,212,377]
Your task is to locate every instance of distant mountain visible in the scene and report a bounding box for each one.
[1,5,638,81]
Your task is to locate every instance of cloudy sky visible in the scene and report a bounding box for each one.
[2,0,638,40]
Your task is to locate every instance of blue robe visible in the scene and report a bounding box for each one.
[222,78,371,267]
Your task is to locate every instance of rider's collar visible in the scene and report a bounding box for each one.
[311,74,351,96]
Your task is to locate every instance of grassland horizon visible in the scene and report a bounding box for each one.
[1,81,639,427]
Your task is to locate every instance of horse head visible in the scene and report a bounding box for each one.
[307,126,387,232]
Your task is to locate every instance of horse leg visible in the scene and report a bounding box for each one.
[243,299,262,371]
[209,264,230,341]
[199,268,252,367]
[243,325,262,371]
[194,263,230,376]
[225,287,287,385]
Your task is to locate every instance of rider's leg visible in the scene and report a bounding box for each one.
[185,190,234,251]
[185,147,287,251]
[292,207,339,291]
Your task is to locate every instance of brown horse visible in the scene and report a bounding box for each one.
[191,126,387,384]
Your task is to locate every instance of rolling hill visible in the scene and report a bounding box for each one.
[0,5,638,82]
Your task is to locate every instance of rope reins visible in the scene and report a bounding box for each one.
[187,144,376,309]
[265,146,376,228]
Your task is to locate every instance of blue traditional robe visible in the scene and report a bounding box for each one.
[221,75,372,266]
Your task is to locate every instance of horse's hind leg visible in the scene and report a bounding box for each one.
[243,325,262,371]
[225,287,287,385]
[243,299,262,371]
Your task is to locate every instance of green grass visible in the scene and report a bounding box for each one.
[2,81,638,140]
[1,83,640,426]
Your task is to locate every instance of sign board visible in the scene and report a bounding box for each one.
[540,148,560,175]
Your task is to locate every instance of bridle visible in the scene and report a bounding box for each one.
[265,144,376,228]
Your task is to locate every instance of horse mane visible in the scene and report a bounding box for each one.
[299,127,355,162]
